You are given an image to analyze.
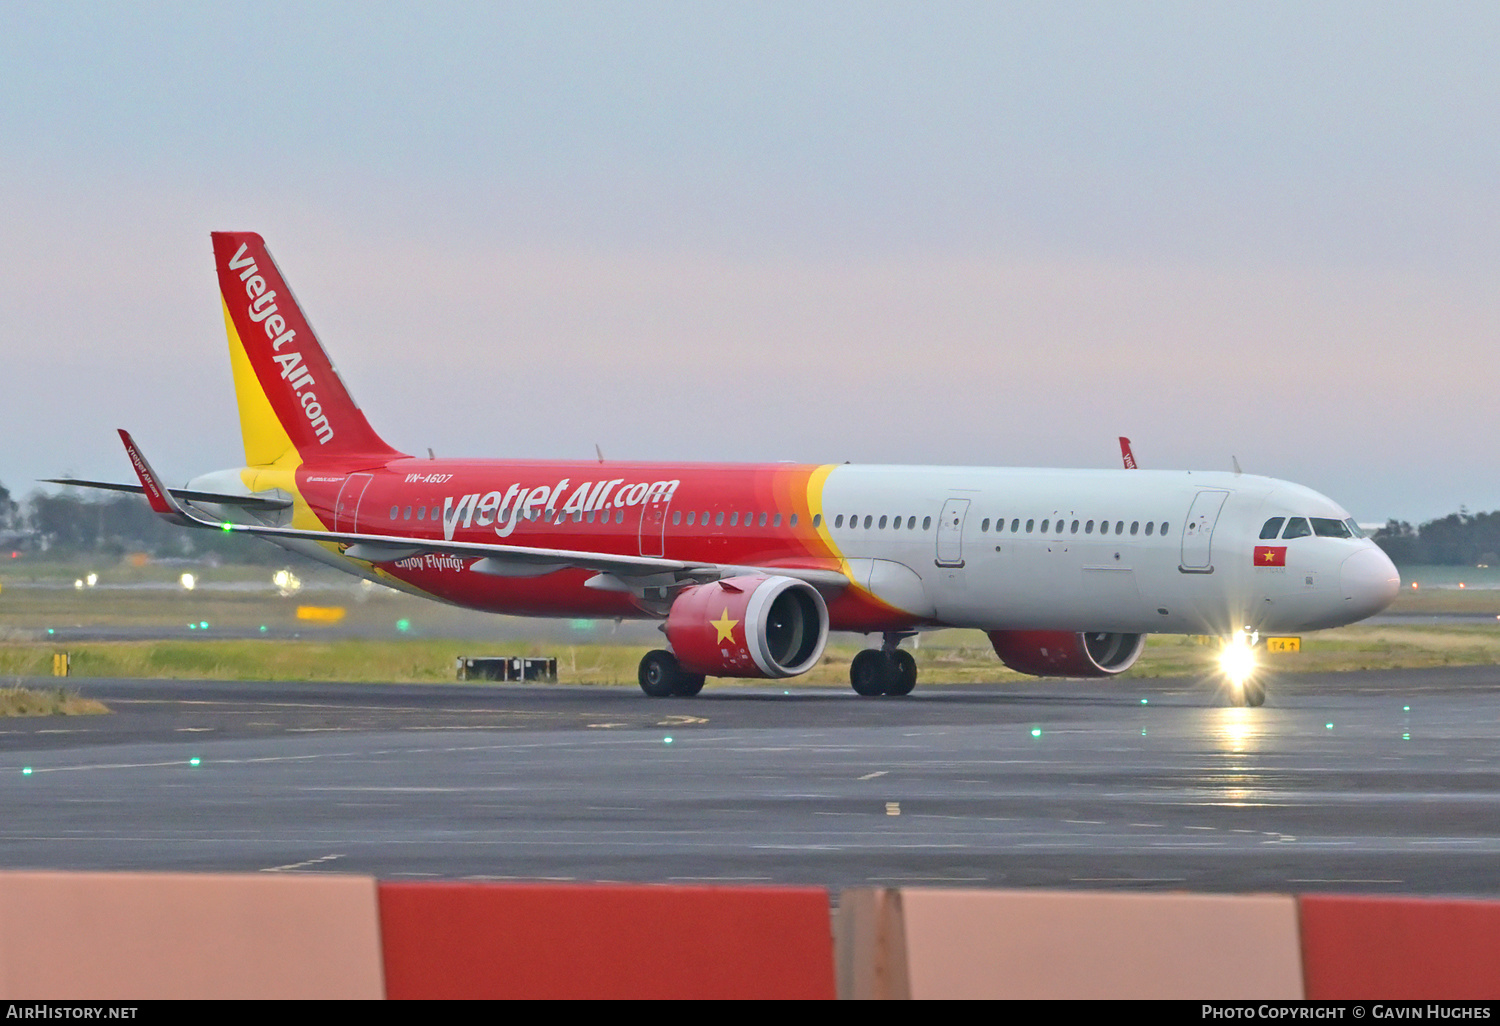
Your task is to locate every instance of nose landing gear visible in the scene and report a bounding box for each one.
[850,634,918,697]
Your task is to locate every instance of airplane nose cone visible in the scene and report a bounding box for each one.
[1341,546,1400,620]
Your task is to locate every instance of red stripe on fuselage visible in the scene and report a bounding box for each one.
[294,459,921,631]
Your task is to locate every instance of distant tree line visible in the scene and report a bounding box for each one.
[1371,510,1500,567]
[0,480,288,565]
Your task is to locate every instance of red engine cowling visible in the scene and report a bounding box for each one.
[667,574,829,678]
[987,630,1145,678]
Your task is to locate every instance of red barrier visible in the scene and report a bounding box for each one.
[1301,895,1500,999]
[378,882,836,999]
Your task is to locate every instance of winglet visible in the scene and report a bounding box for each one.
[117,429,194,525]
[1119,436,1138,470]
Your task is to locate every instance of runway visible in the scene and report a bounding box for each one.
[3,667,1499,895]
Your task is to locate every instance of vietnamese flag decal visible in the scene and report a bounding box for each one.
[1254,545,1287,567]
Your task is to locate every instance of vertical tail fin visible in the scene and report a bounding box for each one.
[212,231,403,466]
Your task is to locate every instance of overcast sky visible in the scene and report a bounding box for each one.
[2,2,1497,523]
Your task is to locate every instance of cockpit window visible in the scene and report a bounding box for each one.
[1259,517,1285,540]
[1281,517,1312,539]
[1344,518,1365,539]
[1311,517,1353,539]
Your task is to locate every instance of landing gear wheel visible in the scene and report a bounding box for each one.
[1243,681,1266,707]
[639,650,683,698]
[888,649,917,696]
[673,673,706,697]
[850,649,889,696]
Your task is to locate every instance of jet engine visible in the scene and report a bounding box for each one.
[987,630,1145,678]
[666,574,829,678]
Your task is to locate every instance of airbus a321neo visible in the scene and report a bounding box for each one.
[70,232,1400,706]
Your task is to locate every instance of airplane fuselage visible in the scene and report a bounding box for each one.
[192,460,1398,638]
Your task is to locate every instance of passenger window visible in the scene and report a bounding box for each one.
[1282,518,1312,539]
[403,506,412,520]
[879,515,888,529]
[417,507,427,521]
[981,518,990,532]
[907,516,916,529]
[730,513,738,527]
[1160,523,1169,536]
[760,512,769,527]
[773,514,782,527]
[922,516,932,530]
[1025,519,1034,533]
[1145,522,1154,536]
[1311,517,1352,539]
[1130,521,1139,535]
[672,511,681,526]
[790,514,798,527]
[1115,521,1124,534]
[1070,520,1079,534]
[686,511,695,525]
[835,515,844,528]
[1260,517,1285,540]
[715,512,725,526]
[812,514,822,528]
[1085,520,1094,534]
[1011,518,1020,532]
[864,515,872,529]
[1040,519,1050,533]
[587,511,596,524]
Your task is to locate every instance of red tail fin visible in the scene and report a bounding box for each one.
[212,232,401,464]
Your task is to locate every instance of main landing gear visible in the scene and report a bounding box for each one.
[638,650,706,698]
[850,634,918,697]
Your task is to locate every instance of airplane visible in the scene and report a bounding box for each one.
[68,232,1401,706]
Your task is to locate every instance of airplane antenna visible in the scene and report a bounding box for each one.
[1232,455,1243,475]
[595,444,605,464]
[427,448,436,460]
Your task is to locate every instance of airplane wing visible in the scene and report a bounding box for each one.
[115,430,848,593]
[41,477,292,513]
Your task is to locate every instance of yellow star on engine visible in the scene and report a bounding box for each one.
[711,607,739,645]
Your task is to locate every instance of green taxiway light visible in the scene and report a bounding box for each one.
[1326,723,1334,730]
[189,757,201,767]
[221,522,232,532]
[46,629,54,635]
[664,736,674,744]
[1403,733,1411,740]
[1140,698,1148,705]
[259,625,267,633]
[1031,728,1042,738]
[22,767,32,776]
[1403,705,1411,712]
[199,621,208,629]
[396,619,411,632]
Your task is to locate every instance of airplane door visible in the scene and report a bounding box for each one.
[334,473,374,533]
[935,498,970,568]
[1180,489,1230,572]
[638,493,671,558]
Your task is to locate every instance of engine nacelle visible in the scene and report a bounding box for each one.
[987,630,1145,678]
[667,574,829,678]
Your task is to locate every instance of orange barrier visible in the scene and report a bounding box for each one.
[379,882,836,999]
[837,887,1304,999]
[0,872,384,999]
[1300,894,1500,999]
